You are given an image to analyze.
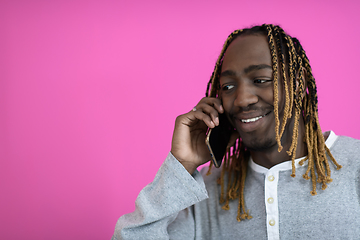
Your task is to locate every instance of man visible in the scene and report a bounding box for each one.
[112,24,360,239]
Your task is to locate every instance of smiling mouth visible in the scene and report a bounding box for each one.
[240,112,271,123]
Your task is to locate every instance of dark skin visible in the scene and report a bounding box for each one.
[171,34,307,174]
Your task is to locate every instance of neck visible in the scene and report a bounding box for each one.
[250,117,307,169]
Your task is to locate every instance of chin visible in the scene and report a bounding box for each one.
[241,137,276,152]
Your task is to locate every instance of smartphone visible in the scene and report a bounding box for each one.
[205,113,233,168]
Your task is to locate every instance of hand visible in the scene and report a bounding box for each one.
[171,97,224,174]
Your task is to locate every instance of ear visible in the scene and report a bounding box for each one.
[295,67,307,99]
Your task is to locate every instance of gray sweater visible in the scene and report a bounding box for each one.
[112,132,360,239]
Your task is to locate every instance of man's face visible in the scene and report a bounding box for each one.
[219,34,286,152]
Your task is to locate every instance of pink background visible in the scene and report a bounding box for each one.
[1,0,359,239]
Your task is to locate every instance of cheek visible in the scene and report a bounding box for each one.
[220,94,234,113]
[258,86,275,106]
[275,83,286,114]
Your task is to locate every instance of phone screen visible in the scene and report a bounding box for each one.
[205,113,233,168]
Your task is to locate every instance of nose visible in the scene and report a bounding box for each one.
[234,82,258,108]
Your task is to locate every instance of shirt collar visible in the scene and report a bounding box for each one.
[249,131,338,174]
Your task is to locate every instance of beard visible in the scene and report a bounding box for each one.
[241,136,277,152]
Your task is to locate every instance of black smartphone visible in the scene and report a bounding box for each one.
[205,113,233,168]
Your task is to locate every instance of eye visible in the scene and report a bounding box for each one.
[254,79,272,84]
[222,84,235,91]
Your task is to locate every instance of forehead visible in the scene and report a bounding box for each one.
[222,34,271,70]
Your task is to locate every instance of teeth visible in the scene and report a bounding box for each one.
[241,115,264,123]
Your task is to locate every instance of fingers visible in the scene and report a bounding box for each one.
[196,97,224,114]
[192,97,224,128]
[192,109,217,128]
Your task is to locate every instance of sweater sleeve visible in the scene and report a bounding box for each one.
[111,152,209,240]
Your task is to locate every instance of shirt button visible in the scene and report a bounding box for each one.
[269,219,275,226]
[267,197,274,204]
[268,175,275,182]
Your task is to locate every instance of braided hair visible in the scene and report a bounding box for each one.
[205,24,342,222]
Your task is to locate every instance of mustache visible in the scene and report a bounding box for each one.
[228,106,274,118]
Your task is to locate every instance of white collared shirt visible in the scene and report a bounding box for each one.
[248,131,338,240]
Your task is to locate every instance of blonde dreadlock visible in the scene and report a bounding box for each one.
[205,24,342,222]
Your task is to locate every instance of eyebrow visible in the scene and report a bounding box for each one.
[220,64,272,77]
